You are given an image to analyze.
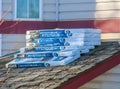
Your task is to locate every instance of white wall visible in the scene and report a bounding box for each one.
[79,64,120,89]
[1,34,25,56]
[2,0,57,21]
[59,0,120,21]
[43,0,57,21]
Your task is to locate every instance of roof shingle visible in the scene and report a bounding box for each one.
[0,42,120,89]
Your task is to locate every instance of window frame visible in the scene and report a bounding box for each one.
[0,0,2,19]
[14,0,43,21]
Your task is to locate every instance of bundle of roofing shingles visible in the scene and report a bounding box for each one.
[1,42,120,89]
[6,29,101,68]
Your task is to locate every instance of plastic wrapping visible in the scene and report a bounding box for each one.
[6,28,101,68]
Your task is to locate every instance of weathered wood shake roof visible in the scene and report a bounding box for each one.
[0,42,120,89]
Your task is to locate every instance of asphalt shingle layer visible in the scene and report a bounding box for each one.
[0,42,120,89]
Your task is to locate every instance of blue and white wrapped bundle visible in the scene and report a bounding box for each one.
[6,28,101,68]
[20,46,65,53]
[33,37,100,43]
[26,29,71,38]
[56,49,80,56]
[6,60,50,68]
[34,38,65,44]
[26,32,100,41]
[17,49,80,58]
[6,53,80,68]
[14,52,58,58]
[67,29,101,34]
[26,29,70,35]
[26,42,70,48]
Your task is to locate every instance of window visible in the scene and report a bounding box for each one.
[15,0,42,20]
[0,0,2,19]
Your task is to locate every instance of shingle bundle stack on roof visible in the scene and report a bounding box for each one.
[6,29,101,68]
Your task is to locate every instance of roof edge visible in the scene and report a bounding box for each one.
[59,52,120,89]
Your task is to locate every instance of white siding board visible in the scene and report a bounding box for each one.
[43,0,56,21]
[2,50,18,56]
[95,11,120,18]
[59,11,120,20]
[93,74,120,82]
[2,42,25,50]
[106,65,120,74]
[44,0,56,4]
[60,0,120,4]
[2,0,120,21]
[59,0,120,21]
[1,34,26,56]
[44,4,56,12]
[60,2,120,12]
[2,34,25,42]
[59,12,95,20]
[43,13,56,21]
[79,64,120,89]
[101,33,120,40]
[81,82,120,89]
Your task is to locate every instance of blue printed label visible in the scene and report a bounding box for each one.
[39,33,70,38]
[18,63,45,68]
[34,46,63,51]
[36,42,69,46]
[34,38,65,44]
[26,53,57,58]
[39,30,70,34]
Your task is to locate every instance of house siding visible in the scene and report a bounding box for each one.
[59,0,120,21]
[43,0,57,21]
[1,34,25,56]
[1,0,57,21]
[0,0,120,33]
[78,64,120,89]
[1,0,120,21]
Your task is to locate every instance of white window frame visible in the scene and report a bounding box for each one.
[0,0,2,20]
[14,0,43,21]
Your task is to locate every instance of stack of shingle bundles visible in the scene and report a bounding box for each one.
[6,29,101,68]
[25,29,101,53]
[64,29,101,53]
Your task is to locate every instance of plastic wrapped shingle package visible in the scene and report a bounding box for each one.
[6,53,80,68]
[6,28,101,68]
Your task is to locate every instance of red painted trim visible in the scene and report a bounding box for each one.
[0,19,120,34]
[59,53,120,89]
[0,21,57,34]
